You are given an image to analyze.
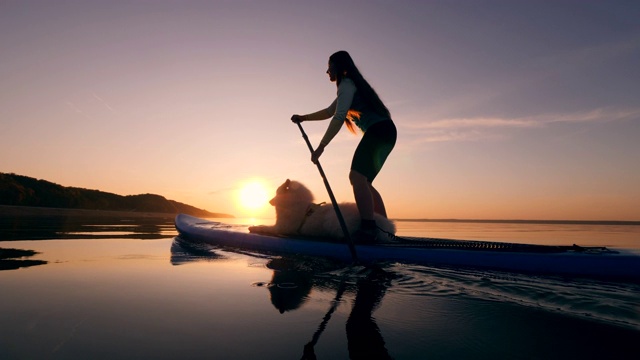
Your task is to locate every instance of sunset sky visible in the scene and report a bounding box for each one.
[2,1,639,220]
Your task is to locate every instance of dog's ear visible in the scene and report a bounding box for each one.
[285,179,291,188]
[289,181,300,190]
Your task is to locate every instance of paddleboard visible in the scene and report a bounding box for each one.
[175,214,640,281]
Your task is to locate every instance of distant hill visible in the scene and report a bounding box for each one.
[0,172,233,218]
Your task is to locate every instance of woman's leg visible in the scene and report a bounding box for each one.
[349,170,374,221]
[349,120,396,224]
[369,185,387,218]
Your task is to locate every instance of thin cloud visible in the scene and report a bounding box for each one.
[543,108,640,125]
[402,107,640,144]
[92,92,116,113]
[66,101,91,120]
[405,107,640,130]
[419,117,538,129]
[409,129,505,144]
[67,101,83,114]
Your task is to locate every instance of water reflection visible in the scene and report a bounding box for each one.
[265,257,315,314]
[298,266,394,360]
[0,247,47,270]
[1,236,636,358]
[344,268,393,360]
[0,215,176,240]
[171,238,394,359]
[170,237,226,265]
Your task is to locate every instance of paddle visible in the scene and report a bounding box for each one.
[294,121,358,262]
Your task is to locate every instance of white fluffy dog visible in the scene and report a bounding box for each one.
[248,179,395,241]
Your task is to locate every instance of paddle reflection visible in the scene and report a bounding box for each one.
[170,239,393,359]
[294,265,393,360]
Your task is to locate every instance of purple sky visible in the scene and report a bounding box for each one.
[2,1,639,220]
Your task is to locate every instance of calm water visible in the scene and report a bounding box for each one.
[1,216,639,359]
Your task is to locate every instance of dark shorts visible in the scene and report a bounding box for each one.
[351,120,397,182]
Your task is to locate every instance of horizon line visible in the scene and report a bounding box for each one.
[392,218,640,225]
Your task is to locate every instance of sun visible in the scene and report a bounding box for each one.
[237,180,270,212]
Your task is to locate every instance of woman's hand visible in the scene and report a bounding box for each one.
[311,145,325,164]
[291,114,303,123]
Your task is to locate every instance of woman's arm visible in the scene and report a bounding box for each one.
[319,78,356,146]
[300,99,337,121]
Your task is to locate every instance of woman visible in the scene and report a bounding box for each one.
[291,51,397,243]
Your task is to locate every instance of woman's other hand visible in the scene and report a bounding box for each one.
[311,145,325,164]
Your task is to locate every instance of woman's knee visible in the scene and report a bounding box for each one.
[349,170,368,186]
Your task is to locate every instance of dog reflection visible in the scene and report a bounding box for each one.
[266,258,393,359]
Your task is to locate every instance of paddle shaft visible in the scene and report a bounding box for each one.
[295,121,358,262]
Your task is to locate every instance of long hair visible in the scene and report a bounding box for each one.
[329,51,390,133]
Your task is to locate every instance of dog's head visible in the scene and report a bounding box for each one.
[269,179,314,207]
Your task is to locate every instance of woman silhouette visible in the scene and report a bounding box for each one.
[292,51,397,243]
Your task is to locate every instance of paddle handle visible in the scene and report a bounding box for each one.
[295,121,358,261]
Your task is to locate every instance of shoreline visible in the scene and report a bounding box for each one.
[0,205,179,220]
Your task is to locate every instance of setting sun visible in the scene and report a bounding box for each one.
[237,180,270,212]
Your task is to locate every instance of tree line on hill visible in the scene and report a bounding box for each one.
[0,172,232,218]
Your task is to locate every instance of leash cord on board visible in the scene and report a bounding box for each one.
[375,226,613,253]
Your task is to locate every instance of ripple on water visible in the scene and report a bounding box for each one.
[385,263,640,330]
